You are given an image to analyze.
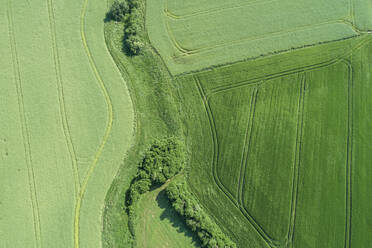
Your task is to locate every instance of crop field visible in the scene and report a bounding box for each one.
[3,0,372,247]
[175,34,372,247]
[0,0,133,247]
[147,0,372,74]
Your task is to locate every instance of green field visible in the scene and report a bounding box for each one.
[134,183,199,248]
[0,0,133,247]
[3,0,372,247]
[174,35,372,247]
[147,0,372,74]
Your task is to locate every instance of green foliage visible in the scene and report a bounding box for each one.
[108,0,144,55]
[126,137,185,206]
[123,7,144,55]
[108,1,130,22]
[125,35,144,55]
[166,180,237,248]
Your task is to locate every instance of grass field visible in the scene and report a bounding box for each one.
[0,0,133,247]
[134,183,199,248]
[3,0,372,247]
[146,0,372,74]
[174,34,372,247]
[103,0,372,247]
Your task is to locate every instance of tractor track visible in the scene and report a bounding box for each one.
[286,73,306,246]
[7,1,42,247]
[167,19,358,58]
[195,76,276,248]
[205,35,372,99]
[46,0,81,198]
[164,0,277,20]
[342,59,354,248]
[74,0,114,247]
[194,36,370,246]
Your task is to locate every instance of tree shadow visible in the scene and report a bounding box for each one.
[156,189,201,247]
[103,14,111,23]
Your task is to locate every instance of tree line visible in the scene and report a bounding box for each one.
[123,136,236,247]
[108,0,144,55]
[166,180,237,248]
[124,137,185,238]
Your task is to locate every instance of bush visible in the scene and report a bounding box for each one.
[166,180,237,248]
[125,35,144,56]
[108,1,130,22]
[108,0,144,55]
[126,137,185,206]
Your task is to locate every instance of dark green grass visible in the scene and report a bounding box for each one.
[102,0,372,245]
[292,62,349,248]
[346,41,372,248]
[175,35,372,247]
[102,19,182,248]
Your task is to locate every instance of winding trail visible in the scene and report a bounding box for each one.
[73,0,114,247]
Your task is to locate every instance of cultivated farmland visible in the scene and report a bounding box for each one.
[3,0,372,247]
[0,0,133,247]
[175,35,372,247]
[147,0,372,74]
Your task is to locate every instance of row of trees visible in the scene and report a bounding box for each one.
[166,180,237,248]
[108,0,144,55]
[123,137,236,247]
[126,137,185,209]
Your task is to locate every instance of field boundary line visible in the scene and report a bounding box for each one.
[237,87,258,202]
[349,0,355,25]
[169,19,357,58]
[7,1,42,247]
[164,0,278,20]
[342,59,353,248]
[164,19,197,55]
[74,0,114,247]
[206,35,372,98]
[198,40,370,245]
[236,84,285,247]
[46,0,81,198]
[286,73,306,246]
[194,76,238,204]
[236,85,283,247]
[195,76,277,248]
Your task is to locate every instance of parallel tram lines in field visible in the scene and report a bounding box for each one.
[6,2,42,247]
[193,42,362,246]
[46,0,81,199]
[343,59,354,248]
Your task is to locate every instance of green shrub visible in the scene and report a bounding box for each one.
[166,180,236,248]
[108,0,144,55]
[126,137,185,206]
[108,1,130,22]
[125,35,144,56]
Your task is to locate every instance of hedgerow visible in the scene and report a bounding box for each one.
[166,180,237,248]
[108,0,144,55]
[126,137,185,207]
